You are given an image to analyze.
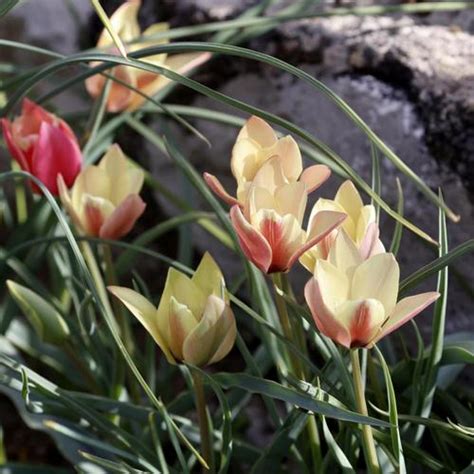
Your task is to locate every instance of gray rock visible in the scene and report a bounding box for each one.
[148,67,474,335]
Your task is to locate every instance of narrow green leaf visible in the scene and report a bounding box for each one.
[374,346,406,473]
[0,0,19,17]
[214,373,390,427]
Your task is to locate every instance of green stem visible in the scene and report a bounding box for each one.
[351,349,380,474]
[192,370,214,474]
[102,243,135,356]
[12,161,27,224]
[64,343,101,394]
[271,273,322,471]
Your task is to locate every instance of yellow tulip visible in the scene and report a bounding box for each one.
[304,231,439,348]
[204,116,330,206]
[109,253,236,366]
[58,144,145,240]
[86,0,209,112]
[230,157,346,273]
[300,180,385,272]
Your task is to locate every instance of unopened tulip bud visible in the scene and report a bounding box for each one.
[58,144,145,240]
[1,99,82,195]
[109,253,236,366]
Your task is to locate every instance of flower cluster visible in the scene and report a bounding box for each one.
[205,116,439,348]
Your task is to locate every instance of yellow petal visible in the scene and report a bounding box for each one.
[356,205,376,244]
[192,252,226,300]
[252,156,287,194]
[108,285,176,363]
[182,295,222,366]
[208,305,237,365]
[275,182,307,223]
[132,22,169,65]
[335,180,364,222]
[98,145,144,205]
[168,297,199,360]
[236,116,277,148]
[351,253,399,315]
[97,0,141,48]
[314,259,349,314]
[327,229,363,279]
[80,165,111,201]
[156,268,206,343]
[274,135,302,182]
[231,138,261,185]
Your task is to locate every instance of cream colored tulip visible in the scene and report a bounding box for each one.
[230,157,346,273]
[58,144,145,240]
[204,116,330,206]
[304,231,439,348]
[300,180,385,272]
[109,253,236,366]
[86,0,209,112]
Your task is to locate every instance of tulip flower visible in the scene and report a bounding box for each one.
[1,99,82,195]
[109,253,236,366]
[300,180,385,272]
[86,0,209,112]
[204,116,331,206]
[230,157,346,273]
[304,231,439,349]
[58,144,145,240]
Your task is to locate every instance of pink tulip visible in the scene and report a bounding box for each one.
[229,161,346,273]
[1,99,82,195]
[304,231,439,348]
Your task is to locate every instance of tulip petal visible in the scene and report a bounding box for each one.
[230,205,272,273]
[335,180,364,222]
[108,285,176,363]
[252,155,287,195]
[371,292,440,346]
[192,252,226,301]
[168,297,198,360]
[97,0,141,47]
[328,229,363,278]
[338,299,385,348]
[304,277,351,348]
[57,175,82,231]
[351,253,399,315]
[314,259,350,313]
[156,268,207,342]
[203,172,240,206]
[237,116,277,148]
[99,144,144,205]
[1,118,30,172]
[99,194,146,240]
[182,295,222,366]
[127,52,210,111]
[257,210,304,273]
[288,210,346,268]
[274,135,302,182]
[359,222,384,260]
[83,194,115,237]
[300,164,331,194]
[275,182,307,224]
[231,138,262,186]
[208,305,237,365]
[32,122,82,195]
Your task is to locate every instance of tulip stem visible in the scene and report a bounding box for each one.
[12,161,27,224]
[191,370,214,474]
[271,273,322,471]
[351,349,381,474]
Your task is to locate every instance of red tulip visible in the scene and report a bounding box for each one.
[1,99,82,195]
